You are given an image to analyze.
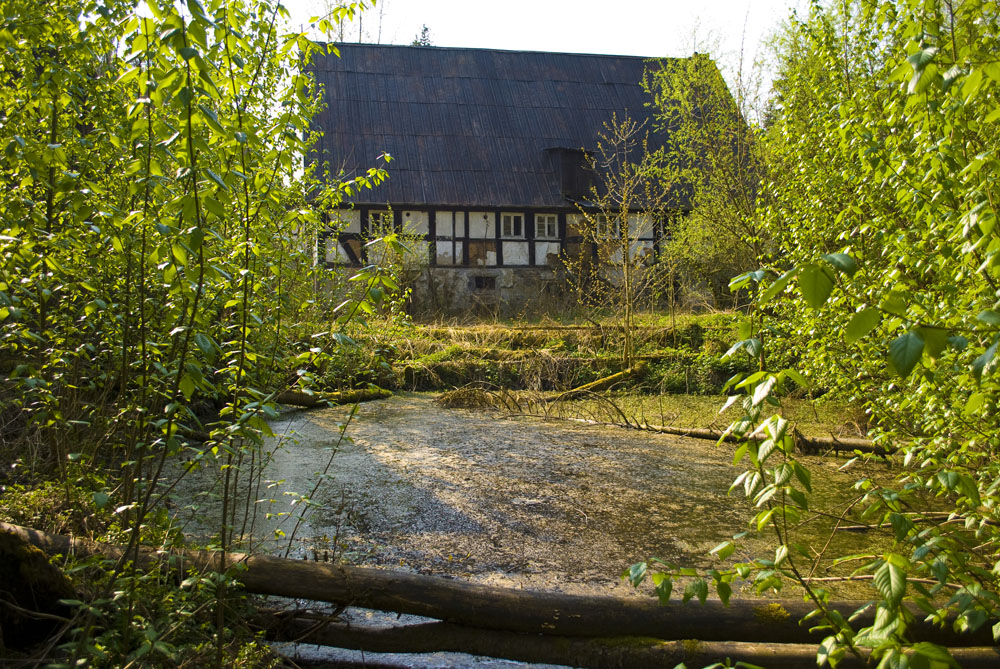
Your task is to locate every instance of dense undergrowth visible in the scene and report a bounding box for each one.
[0,0,395,663]
[338,312,765,396]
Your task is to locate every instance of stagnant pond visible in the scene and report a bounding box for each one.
[171,393,880,599]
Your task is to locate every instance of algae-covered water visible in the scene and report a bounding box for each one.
[172,393,881,599]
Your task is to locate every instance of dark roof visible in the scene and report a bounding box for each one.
[308,44,677,209]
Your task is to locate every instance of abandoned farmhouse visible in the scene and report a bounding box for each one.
[308,44,688,313]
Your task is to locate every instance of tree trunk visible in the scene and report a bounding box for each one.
[3,522,989,648]
[273,386,391,408]
[555,362,648,401]
[256,612,1000,669]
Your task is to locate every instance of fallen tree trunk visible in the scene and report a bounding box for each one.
[4,522,990,647]
[641,423,889,455]
[179,387,392,441]
[257,612,1000,669]
[555,362,648,401]
[539,414,888,456]
[273,386,392,408]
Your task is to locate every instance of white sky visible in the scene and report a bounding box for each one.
[283,0,807,86]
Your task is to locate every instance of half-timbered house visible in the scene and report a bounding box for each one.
[307,44,683,314]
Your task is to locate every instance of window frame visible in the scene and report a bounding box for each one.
[368,210,394,236]
[594,213,612,238]
[500,212,524,239]
[535,213,558,239]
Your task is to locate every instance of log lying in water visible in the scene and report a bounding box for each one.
[179,387,392,441]
[257,612,1000,669]
[3,522,989,648]
[545,414,888,455]
[640,423,889,455]
[274,386,391,408]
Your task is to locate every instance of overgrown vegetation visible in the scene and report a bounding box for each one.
[628,1,1000,666]
[5,0,1000,666]
[386,314,755,395]
[0,0,404,662]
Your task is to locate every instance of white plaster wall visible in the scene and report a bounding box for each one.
[534,241,561,266]
[609,240,657,265]
[455,215,466,238]
[333,209,361,233]
[402,211,429,235]
[436,241,456,265]
[503,241,530,266]
[436,211,454,238]
[468,211,494,239]
[404,240,431,265]
[633,240,656,258]
[484,250,496,266]
[627,213,655,239]
[324,237,350,264]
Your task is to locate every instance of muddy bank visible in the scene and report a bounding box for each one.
[173,394,870,599]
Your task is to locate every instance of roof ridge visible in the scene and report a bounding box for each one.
[316,41,687,62]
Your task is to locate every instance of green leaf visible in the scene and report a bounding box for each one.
[171,242,188,265]
[972,340,999,380]
[205,168,228,191]
[756,508,776,532]
[964,392,985,416]
[845,308,881,344]
[788,488,809,510]
[907,47,939,93]
[194,333,217,361]
[977,310,1000,326]
[797,263,835,309]
[179,374,196,400]
[710,541,735,560]
[821,252,857,276]
[751,375,777,406]
[792,462,812,493]
[873,557,906,607]
[781,367,808,388]
[654,575,673,604]
[888,331,924,377]
[888,513,915,541]
[683,578,709,604]
[914,326,949,359]
[716,580,732,605]
[880,287,909,316]
[910,642,959,668]
[626,562,647,587]
[759,267,798,304]
[817,635,840,667]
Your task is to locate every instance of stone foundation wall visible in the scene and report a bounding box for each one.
[406,267,574,317]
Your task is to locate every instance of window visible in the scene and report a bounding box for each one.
[501,213,523,238]
[535,214,558,239]
[594,214,612,237]
[368,210,393,235]
[473,275,496,290]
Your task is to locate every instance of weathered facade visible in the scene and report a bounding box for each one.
[307,44,680,314]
